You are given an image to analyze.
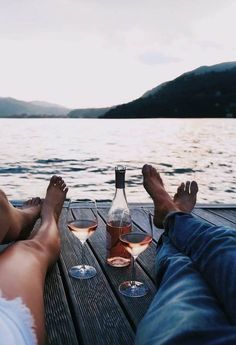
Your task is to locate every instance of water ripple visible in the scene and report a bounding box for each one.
[0,118,235,203]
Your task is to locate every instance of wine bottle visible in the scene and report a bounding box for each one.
[106,165,132,267]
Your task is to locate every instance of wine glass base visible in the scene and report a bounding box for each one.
[119,280,148,297]
[69,265,97,279]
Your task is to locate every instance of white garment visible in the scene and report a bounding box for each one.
[0,292,37,345]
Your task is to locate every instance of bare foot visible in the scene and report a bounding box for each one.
[26,176,68,266]
[41,175,68,223]
[142,165,198,229]
[0,191,42,243]
[142,164,179,228]
[174,181,198,212]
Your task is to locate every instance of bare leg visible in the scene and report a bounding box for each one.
[0,189,41,243]
[0,176,68,345]
[142,164,198,227]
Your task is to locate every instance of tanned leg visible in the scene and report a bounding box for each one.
[0,176,68,345]
[142,164,198,228]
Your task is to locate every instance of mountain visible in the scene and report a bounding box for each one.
[0,97,111,118]
[102,62,236,118]
[141,81,168,98]
[0,97,70,117]
[68,107,112,118]
[186,61,236,76]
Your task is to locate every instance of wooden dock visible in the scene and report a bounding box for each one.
[14,202,236,344]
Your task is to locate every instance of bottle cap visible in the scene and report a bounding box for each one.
[115,165,126,188]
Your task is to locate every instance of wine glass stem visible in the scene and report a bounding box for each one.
[81,242,86,269]
[131,256,136,286]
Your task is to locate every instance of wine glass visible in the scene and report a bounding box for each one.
[119,211,153,297]
[67,200,98,279]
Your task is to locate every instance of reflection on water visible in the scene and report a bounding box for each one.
[0,118,235,203]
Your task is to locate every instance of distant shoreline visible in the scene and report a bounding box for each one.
[0,115,235,119]
[1,62,236,119]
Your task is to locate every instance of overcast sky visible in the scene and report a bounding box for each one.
[0,0,235,108]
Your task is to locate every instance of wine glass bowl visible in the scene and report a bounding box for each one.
[118,212,153,297]
[119,232,152,258]
[67,200,98,279]
[68,219,97,242]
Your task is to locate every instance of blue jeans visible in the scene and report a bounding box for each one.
[135,212,236,345]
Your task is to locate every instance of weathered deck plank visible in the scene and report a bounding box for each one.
[44,264,79,345]
[10,201,236,345]
[207,209,236,225]
[192,208,236,228]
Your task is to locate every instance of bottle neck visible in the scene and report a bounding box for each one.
[115,169,125,189]
[108,173,130,224]
[112,165,129,209]
[114,187,127,203]
[109,187,130,222]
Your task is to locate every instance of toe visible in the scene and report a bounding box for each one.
[54,176,63,186]
[150,165,156,176]
[25,199,33,206]
[185,181,190,194]
[31,198,37,205]
[50,175,58,184]
[61,182,66,190]
[59,179,66,189]
[33,197,41,205]
[142,164,151,177]
[177,182,185,195]
[190,181,198,195]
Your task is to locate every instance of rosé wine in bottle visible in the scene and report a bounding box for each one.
[106,166,132,267]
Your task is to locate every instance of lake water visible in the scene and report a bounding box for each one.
[0,118,235,204]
